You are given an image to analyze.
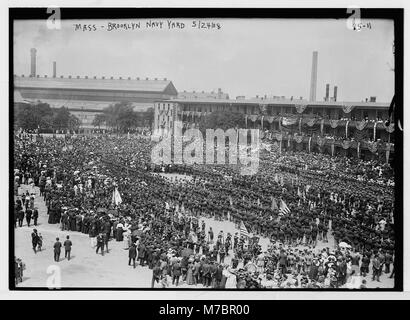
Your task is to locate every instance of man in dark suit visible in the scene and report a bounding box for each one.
[31,229,39,254]
[172,259,182,286]
[96,233,104,256]
[53,237,62,262]
[214,263,224,288]
[32,207,39,226]
[138,242,146,267]
[25,208,32,227]
[63,235,72,261]
[202,260,211,287]
[128,243,137,268]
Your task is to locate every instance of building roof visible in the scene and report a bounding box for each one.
[14,75,178,95]
[160,97,390,109]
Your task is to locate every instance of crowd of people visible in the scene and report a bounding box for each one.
[13,130,396,288]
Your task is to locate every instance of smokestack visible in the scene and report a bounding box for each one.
[309,51,318,102]
[325,84,330,101]
[333,86,338,102]
[30,48,37,77]
[53,61,56,78]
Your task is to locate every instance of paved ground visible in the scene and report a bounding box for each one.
[13,185,394,289]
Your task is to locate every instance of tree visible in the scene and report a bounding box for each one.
[52,107,71,130]
[92,113,107,129]
[198,111,246,132]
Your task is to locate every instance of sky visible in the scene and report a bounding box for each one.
[13,18,395,102]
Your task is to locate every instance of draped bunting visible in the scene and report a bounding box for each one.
[275,133,283,141]
[355,119,368,131]
[316,136,326,147]
[294,135,304,144]
[295,104,307,114]
[367,141,378,153]
[265,116,275,123]
[306,118,317,127]
[341,140,352,149]
[329,119,339,129]
[342,105,355,113]
[353,129,370,142]
[249,115,258,122]
[384,123,395,133]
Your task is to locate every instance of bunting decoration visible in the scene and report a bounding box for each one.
[249,115,258,122]
[329,119,339,129]
[341,140,352,149]
[266,116,275,123]
[306,118,317,127]
[316,136,326,147]
[355,119,368,131]
[384,122,395,133]
[279,199,291,215]
[295,104,307,113]
[367,141,378,153]
[294,135,303,144]
[342,104,355,114]
[275,133,283,141]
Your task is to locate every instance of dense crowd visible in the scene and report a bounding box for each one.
[14,130,395,288]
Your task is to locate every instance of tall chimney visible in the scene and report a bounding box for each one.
[333,86,338,102]
[309,51,318,102]
[30,48,37,77]
[53,61,56,78]
[325,83,329,101]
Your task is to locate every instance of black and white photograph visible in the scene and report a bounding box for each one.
[9,7,403,291]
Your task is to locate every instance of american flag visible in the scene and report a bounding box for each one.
[240,220,249,238]
[279,199,291,216]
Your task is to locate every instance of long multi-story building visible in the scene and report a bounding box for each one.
[154,97,395,161]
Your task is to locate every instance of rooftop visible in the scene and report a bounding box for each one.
[14,75,178,95]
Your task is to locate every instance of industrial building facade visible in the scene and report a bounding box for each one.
[13,48,178,132]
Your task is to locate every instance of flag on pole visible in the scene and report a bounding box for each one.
[279,199,291,215]
[240,220,249,238]
[271,197,278,210]
[112,187,122,205]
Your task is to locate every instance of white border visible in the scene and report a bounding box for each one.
[0,0,408,300]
